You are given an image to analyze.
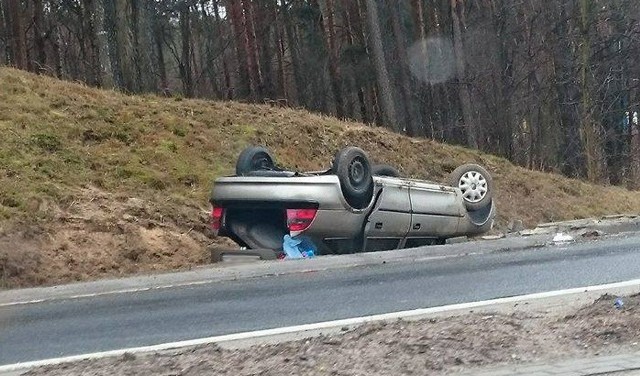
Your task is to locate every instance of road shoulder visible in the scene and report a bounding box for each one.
[7,280,640,376]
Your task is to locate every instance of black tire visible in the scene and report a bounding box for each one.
[332,147,374,209]
[372,164,400,177]
[448,163,493,211]
[235,146,276,176]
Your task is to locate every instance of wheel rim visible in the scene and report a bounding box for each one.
[458,171,488,203]
[348,158,366,187]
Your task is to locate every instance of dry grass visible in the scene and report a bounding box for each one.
[0,67,639,287]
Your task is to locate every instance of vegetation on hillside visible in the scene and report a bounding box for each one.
[1,68,640,288]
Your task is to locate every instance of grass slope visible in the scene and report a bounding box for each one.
[0,67,638,287]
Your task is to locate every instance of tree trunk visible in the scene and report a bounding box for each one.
[492,0,514,159]
[4,0,27,69]
[450,0,477,148]
[92,0,114,88]
[363,0,400,132]
[424,0,448,140]
[51,22,63,78]
[32,0,46,71]
[115,0,134,91]
[82,0,101,86]
[282,0,306,106]
[154,20,167,94]
[227,0,249,98]
[213,0,232,99]
[318,0,345,118]
[342,0,368,123]
[273,1,288,100]
[179,4,194,97]
[578,0,606,182]
[103,0,123,88]
[552,1,583,177]
[254,1,275,98]
[241,0,262,100]
[411,0,426,41]
[389,1,419,136]
[354,0,380,124]
[199,0,218,98]
[0,1,5,64]
[131,0,156,92]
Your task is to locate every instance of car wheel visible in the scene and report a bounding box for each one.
[448,164,493,211]
[333,147,374,209]
[372,164,400,177]
[235,146,276,176]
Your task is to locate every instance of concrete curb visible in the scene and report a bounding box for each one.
[0,234,553,307]
[523,215,640,237]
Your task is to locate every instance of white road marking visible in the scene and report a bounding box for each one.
[1,278,640,373]
[0,257,456,308]
[0,254,476,308]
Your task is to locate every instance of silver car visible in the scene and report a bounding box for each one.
[209,146,496,259]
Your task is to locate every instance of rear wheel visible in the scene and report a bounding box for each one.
[235,146,276,176]
[332,147,374,209]
[448,164,493,211]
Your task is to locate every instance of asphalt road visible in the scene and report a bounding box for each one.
[1,234,640,365]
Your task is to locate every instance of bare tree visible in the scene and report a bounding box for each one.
[93,0,114,88]
[227,0,249,97]
[179,2,194,97]
[0,1,6,65]
[4,0,27,69]
[363,0,399,132]
[450,0,477,148]
[243,0,263,100]
[388,0,419,136]
[131,0,156,92]
[318,0,345,118]
[578,0,607,182]
[212,0,232,99]
[32,0,46,71]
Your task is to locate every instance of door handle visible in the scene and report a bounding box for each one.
[413,223,421,230]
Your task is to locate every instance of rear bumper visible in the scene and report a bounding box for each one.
[211,175,350,210]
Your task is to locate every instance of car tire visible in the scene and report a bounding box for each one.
[332,147,374,209]
[372,164,400,177]
[235,146,276,176]
[448,164,493,211]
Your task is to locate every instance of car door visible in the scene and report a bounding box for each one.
[407,180,463,245]
[363,177,412,251]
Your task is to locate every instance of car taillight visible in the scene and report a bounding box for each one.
[211,207,224,230]
[286,209,317,232]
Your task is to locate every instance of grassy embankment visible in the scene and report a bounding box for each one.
[1,67,638,288]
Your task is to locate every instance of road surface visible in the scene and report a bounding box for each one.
[1,234,639,365]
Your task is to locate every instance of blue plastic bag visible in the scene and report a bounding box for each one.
[283,235,304,259]
[282,235,317,259]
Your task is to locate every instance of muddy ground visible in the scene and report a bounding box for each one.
[0,187,237,288]
[23,293,640,376]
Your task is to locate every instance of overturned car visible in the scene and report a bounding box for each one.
[209,146,496,259]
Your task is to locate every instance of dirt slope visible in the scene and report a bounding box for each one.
[1,67,639,288]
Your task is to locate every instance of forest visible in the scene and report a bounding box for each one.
[2,0,640,186]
